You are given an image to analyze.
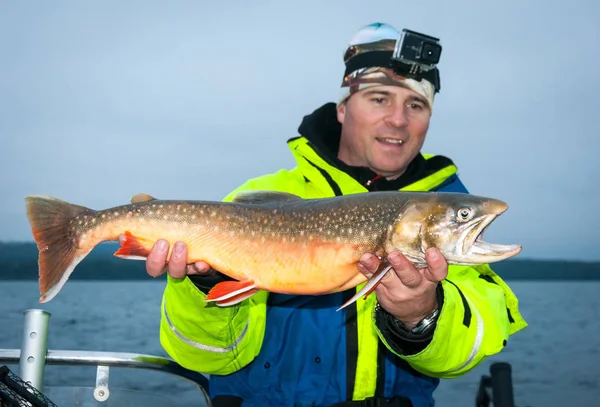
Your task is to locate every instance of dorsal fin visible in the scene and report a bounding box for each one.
[131,193,157,204]
[232,190,302,204]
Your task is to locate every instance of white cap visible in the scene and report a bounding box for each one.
[338,22,436,111]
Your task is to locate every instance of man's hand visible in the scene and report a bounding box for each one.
[358,248,448,329]
[117,235,214,278]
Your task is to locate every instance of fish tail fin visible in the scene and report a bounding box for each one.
[24,195,97,303]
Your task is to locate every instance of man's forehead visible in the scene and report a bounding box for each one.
[338,66,435,110]
[359,85,429,103]
[361,84,418,95]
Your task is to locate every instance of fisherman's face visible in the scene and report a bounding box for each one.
[336,85,431,180]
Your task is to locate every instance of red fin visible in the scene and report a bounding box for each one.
[216,288,260,306]
[205,280,257,303]
[113,231,152,260]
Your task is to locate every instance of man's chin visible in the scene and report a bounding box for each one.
[368,164,408,180]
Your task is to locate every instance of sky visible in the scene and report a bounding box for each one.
[0,1,598,261]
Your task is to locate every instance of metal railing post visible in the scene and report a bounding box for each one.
[18,309,51,391]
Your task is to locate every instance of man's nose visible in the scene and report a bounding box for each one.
[385,106,409,127]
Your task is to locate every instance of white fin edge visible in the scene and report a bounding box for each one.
[336,264,393,312]
[40,251,90,303]
[216,289,260,306]
[204,283,257,302]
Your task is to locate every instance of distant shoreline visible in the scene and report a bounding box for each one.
[1,242,599,281]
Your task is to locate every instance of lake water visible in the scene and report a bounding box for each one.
[1,280,599,407]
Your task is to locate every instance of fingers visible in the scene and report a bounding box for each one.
[120,235,214,279]
[187,261,214,275]
[423,248,448,282]
[145,239,171,278]
[357,253,381,278]
[143,239,188,278]
[387,251,422,289]
[166,241,189,278]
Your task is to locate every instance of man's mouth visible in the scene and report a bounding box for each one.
[376,137,404,145]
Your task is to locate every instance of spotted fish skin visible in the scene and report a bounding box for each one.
[24,190,521,306]
[51,193,411,295]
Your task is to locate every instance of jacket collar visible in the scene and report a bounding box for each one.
[288,103,457,195]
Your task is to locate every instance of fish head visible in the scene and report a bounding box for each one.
[386,192,521,267]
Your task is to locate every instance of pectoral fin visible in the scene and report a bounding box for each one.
[113,231,154,260]
[205,280,259,306]
[336,264,393,312]
[214,288,260,306]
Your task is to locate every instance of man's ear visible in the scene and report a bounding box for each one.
[336,101,346,124]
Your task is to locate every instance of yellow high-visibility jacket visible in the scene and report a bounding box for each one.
[159,120,527,407]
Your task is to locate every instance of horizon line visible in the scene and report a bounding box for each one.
[1,240,598,265]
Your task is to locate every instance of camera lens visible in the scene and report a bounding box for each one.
[421,43,441,64]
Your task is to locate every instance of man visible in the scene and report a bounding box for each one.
[128,22,527,407]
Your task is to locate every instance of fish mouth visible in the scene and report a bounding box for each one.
[460,208,521,263]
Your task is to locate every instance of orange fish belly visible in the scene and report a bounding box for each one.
[187,232,370,295]
[94,216,371,295]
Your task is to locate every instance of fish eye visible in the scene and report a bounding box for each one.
[457,207,473,222]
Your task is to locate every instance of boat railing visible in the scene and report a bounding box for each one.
[0,309,212,406]
[0,309,524,407]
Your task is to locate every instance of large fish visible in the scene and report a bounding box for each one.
[23,190,521,309]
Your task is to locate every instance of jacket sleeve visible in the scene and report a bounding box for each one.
[160,275,268,375]
[374,263,527,378]
[159,180,275,375]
